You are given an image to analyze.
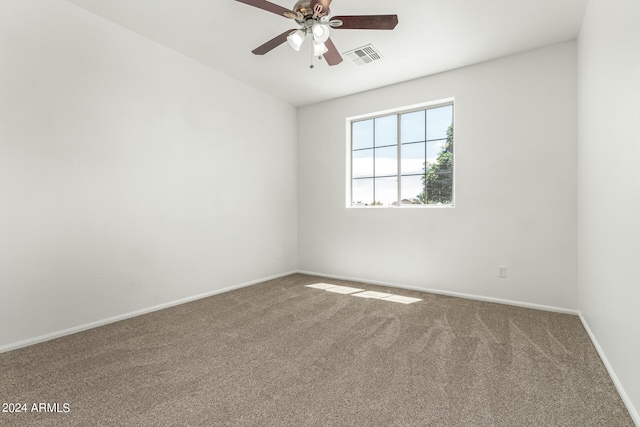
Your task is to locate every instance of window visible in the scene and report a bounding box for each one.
[349,101,454,207]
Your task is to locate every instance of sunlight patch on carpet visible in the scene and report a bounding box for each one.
[306,284,422,304]
[382,295,422,304]
[305,283,339,290]
[351,291,393,299]
[306,283,364,294]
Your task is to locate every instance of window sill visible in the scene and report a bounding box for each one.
[347,204,454,209]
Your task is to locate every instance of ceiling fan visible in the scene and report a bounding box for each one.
[235,0,398,67]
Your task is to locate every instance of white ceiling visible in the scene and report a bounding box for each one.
[64,0,587,106]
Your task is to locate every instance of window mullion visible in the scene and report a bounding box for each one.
[397,114,401,206]
[424,109,427,204]
[373,119,376,205]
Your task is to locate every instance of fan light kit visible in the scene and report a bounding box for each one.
[235,0,398,68]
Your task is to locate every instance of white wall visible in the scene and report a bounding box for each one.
[0,0,297,349]
[578,0,640,420]
[298,42,577,309]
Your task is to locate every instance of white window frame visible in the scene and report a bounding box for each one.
[345,98,455,208]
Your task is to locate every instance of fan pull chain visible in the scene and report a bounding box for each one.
[310,47,322,69]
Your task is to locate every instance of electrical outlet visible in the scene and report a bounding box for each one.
[498,266,507,279]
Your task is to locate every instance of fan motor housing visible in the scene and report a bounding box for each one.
[293,1,329,20]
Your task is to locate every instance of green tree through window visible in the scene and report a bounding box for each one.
[416,124,453,204]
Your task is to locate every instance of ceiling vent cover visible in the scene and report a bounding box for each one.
[343,44,383,65]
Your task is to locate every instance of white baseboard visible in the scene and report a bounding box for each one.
[0,270,297,354]
[579,315,640,426]
[296,270,580,315]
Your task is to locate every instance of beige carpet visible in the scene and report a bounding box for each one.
[0,274,633,426]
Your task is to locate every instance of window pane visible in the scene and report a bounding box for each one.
[352,119,374,150]
[352,178,374,206]
[375,146,398,177]
[352,149,374,178]
[425,138,453,205]
[401,174,425,204]
[426,105,453,141]
[401,142,425,175]
[401,111,425,143]
[374,115,397,147]
[375,177,397,206]
[427,139,447,165]
[426,171,453,204]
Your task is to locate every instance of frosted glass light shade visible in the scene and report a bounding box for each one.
[312,23,330,43]
[287,30,305,51]
[313,41,328,57]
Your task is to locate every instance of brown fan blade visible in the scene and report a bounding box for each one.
[323,38,343,66]
[252,29,296,55]
[235,0,295,18]
[331,15,399,30]
[310,0,332,15]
